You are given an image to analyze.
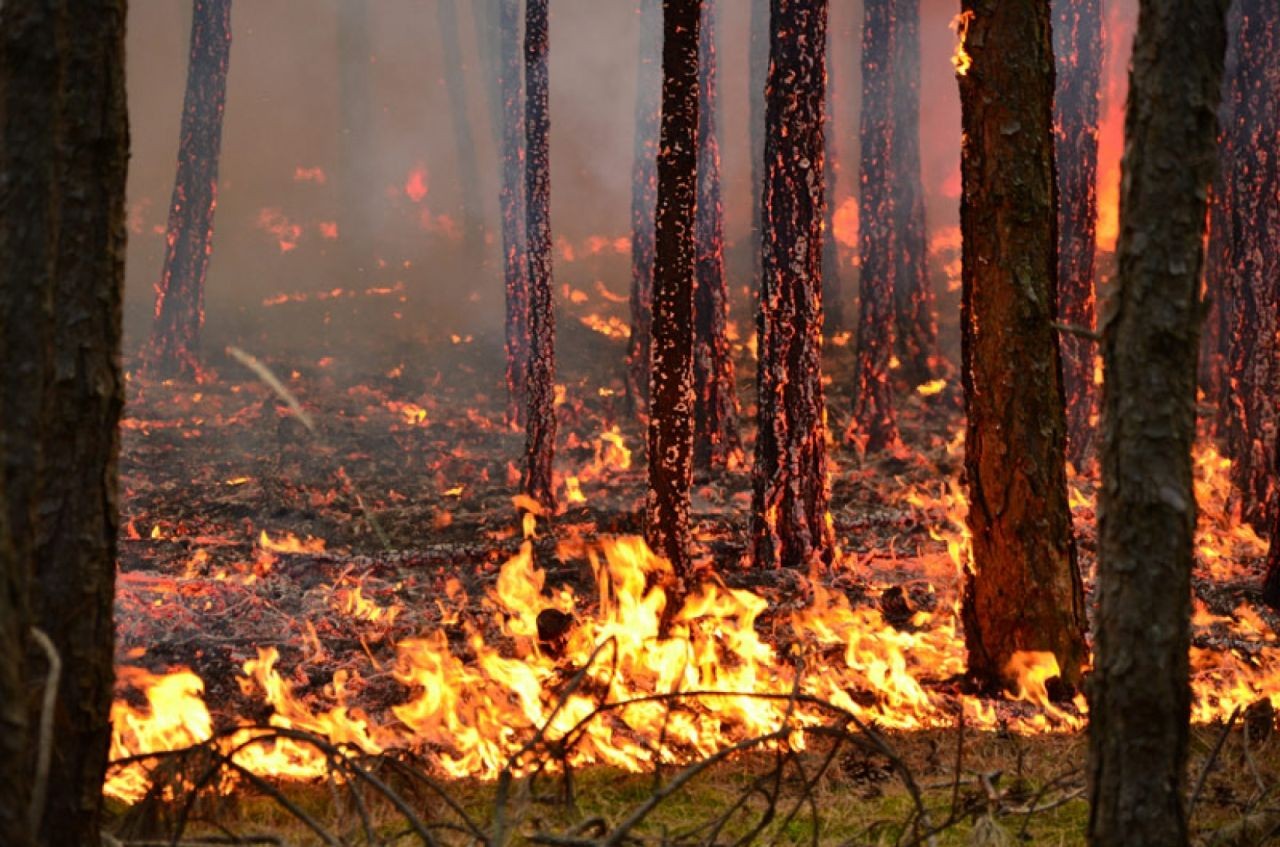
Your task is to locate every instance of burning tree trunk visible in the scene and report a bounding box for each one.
[850,0,900,453]
[1088,1,1229,842]
[1223,1,1280,533]
[33,2,129,843]
[752,0,834,570]
[498,0,529,426]
[522,0,556,511]
[956,0,1087,690]
[145,0,231,379]
[626,0,662,413]
[438,0,485,260]
[692,0,741,475]
[338,0,376,280]
[890,0,936,388]
[1053,0,1103,467]
[646,0,701,580]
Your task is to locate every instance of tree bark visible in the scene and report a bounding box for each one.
[626,0,663,413]
[1087,1,1229,843]
[747,0,769,309]
[1053,0,1103,468]
[850,0,900,453]
[752,0,834,571]
[498,0,529,427]
[522,0,556,512]
[820,17,844,338]
[0,512,23,847]
[145,0,231,379]
[957,0,1087,691]
[692,0,741,476]
[438,0,485,260]
[645,0,700,581]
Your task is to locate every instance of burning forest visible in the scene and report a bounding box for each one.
[3,0,1280,845]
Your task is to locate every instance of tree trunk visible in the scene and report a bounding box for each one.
[849,0,900,453]
[33,3,129,844]
[0,513,23,847]
[645,0,701,581]
[956,0,1087,691]
[692,0,741,476]
[438,0,485,261]
[145,0,231,379]
[820,18,844,339]
[498,0,529,427]
[626,0,663,413]
[522,0,556,512]
[1223,1,1280,533]
[1087,1,1229,843]
[1053,0,1102,468]
[337,0,376,281]
[890,0,936,388]
[747,0,769,308]
[752,0,833,571]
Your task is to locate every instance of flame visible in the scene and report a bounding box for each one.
[832,197,859,248]
[258,530,326,555]
[404,166,429,202]
[951,11,975,77]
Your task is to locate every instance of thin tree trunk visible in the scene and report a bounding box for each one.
[522,0,556,512]
[692,0,741,475]
[1087,1,1229,843]
[145,0,231,379]
[626,0,662,413]
[850,0,900,453]
[33,2,129,843]
[747,0,769,306]
[646,0,701,582]
[438,0,485,261]
[957,0,1087,691]
[890,0,936,389]
[1054,0,1103,468]
[498,0,529,427]
[821,18,844,339]
[752,0,833,571]
[338,0,375,280]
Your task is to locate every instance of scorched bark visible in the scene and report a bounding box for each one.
[626,0,662,413]
[498,0,530,426]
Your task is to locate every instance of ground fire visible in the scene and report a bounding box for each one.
[1,1,1277,845]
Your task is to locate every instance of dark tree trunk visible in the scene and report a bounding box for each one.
[0,514,23,847]
[522,0,556,511]
[33,3,129,844]
[1053,0,1103,468]
[889,0,936,388]
[692,0,741,476]
[145,0,231,379]
[626,0,662,413]
[337,0,376,280]
[752,0,834,571]
[747,0,769,305]
[957,0,1087,691]
[438,0,485,260]
[498,0,529,427]
[1087,1,1229,843]
[849,0,900,453]
[1264,426,1280,609]
[645,0,701,582]
[1223,1,1280,533]
[820,19,844,339]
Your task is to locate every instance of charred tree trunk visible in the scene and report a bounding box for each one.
[1223,1,1280,533]
[752,0,834,570]
[747,0,769,304]
[957,0,1086,691]
[145,0,231,379]
[692,0,741,475]
[438,0,485,260]
[33,2,129,843]
[820,19,844,338]
[1087,1,1229,843]
[522,0,556,511]
[498,0,529,426]
[626,0,663,413]
[646,0,701,581]
[337,0,376,280]
[889,0,935,388]
[1053,0,1103,468]
[850,0,900,453]
[0,514,22,847]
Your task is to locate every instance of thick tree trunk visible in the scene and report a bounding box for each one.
[34,3,129,844]
[337,0,376,280]
[1223,1,1280,533]
[498,0,529,427]
[438,0,485,260]
[889,0,936,388]
[645,0,700,581]
[957,0,1087,691]
[1053,0,1103,468]
[626,0,662,413]
[522,0,556,511]
[0,514,23,847]
[1087,1,1229,843]
[145,0,231,379]
[752,0,833,571]
[850,0,900,453]
[692,0,741,476]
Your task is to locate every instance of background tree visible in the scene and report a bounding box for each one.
[522,0,556,511]
[626,0,662,412]
[820,17,844,338]
[497,0,529,426]
[956,0,1087,690]
[337,0,376,282]
[1053,0,1103,467]
[752,0,833,570]
[145,0,231,379]
[437,0,485,261]
[1088,0,1229,842]
[747,0,769,309]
